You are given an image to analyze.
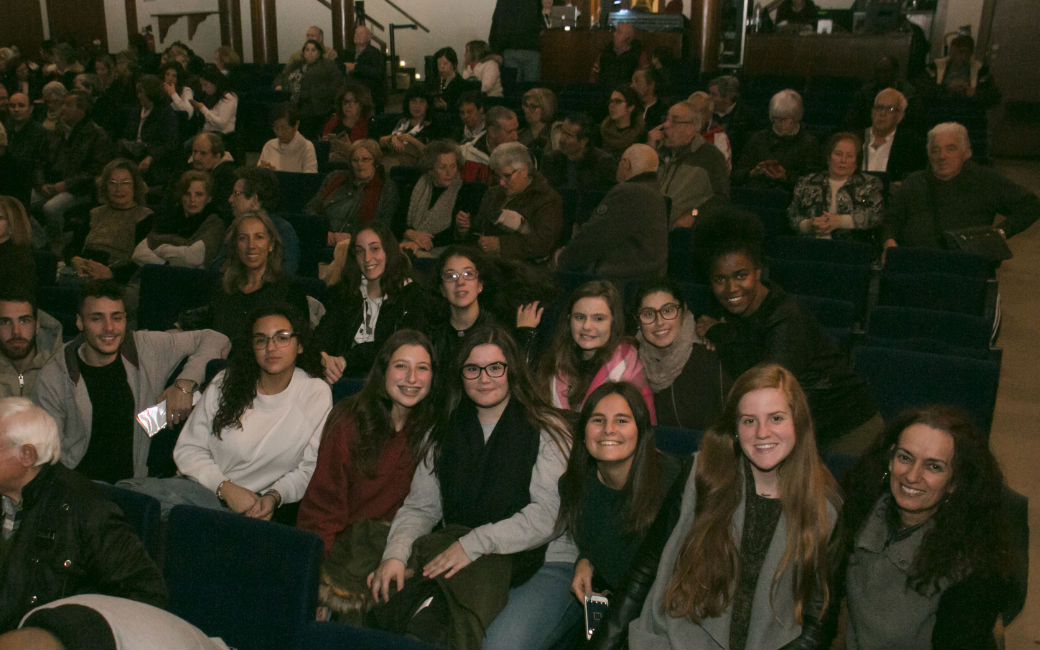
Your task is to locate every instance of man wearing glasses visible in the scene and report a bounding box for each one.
[31,280,229,483]
[862,88,925,186]
[649,101,729,228]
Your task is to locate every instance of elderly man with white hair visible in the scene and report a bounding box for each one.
[461,141,562,263]
[882,121,1040,252]
[862,87,926,184]
[0,397,166,630]
[555,143,669,279]
[732,89,819,188]
[649,100,730,228]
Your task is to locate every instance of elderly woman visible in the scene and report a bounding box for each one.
[322,84,373,163]
[688,90,732,170]
[428,46,464,112]
[400,140,480,254]
[275,39,344,139]
[518,87,557,157]
[68,159,153,284]
[380,85,434,167]
[133,170,225,269]
[39,81,67,132]
[461,40,503,98]
[461,142,562,264]
[307,139,398,245]
[599,85,645,159]
[733,89,819,188]
[788,132,884,239]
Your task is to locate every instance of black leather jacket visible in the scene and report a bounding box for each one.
[0,464,167,630]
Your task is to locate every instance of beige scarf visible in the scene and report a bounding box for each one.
[636,309,699,392]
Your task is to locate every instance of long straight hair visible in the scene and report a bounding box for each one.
[663,363,840,624]
[557,381,665,541]
[0,196,33,247]
[540,280,627,408]
[325,329,438,477]
[221,210,285,293]
[337,221,412,300]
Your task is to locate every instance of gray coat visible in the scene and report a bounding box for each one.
[0,309,63,398]
[31,328,230,478]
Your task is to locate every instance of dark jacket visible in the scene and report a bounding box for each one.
[541,146,618,226]
[557,172,668,280]
[595,41,645,89]
[489,0,542,53]
[344,44,386,108]
[0,464,167,630]
[469,171,563,263]
[38,118,114,194]
[874,126,927,184]
[733,127,819,189]
[658,135,730,225]
[122,102,181,182]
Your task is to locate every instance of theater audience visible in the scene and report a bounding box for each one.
[342,26,386,112]
[39,81,67,132]
[120,74,179,186]
[456,91,487,146]
[649,100,729,228]
[462,40,503,98]
[631,66,667,130]
[0,290,63,399]
[297,330,437,621]
[191,65,238,137]
[542,113,616,227]
[555,143,667,280]
[788,132,884,240]
[694,209,882,455]
[926,34,1000,161]
[159,60,195,123]
[132,170,224,269]
[883,122,1039,252]
[368,326,574,650]
[540,280,655,419]
[427,246,499,368]
[687,90,731,170]
[0,195,36,290]
[122,305,331,519]
[708,75,757,157]
[315,223,428,382]
[837,405,1014,649]
[591,23,646,90]
[188,132,236,222]
[308,139,398,243]
[465,141,562,263]
[635,277,729,430]
[428,46,464,112]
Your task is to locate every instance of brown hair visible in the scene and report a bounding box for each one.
[221,210,285,293]
[96,158,148,206]
[663,363,840,624]
[0,196,33,247]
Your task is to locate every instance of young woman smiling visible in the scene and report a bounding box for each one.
[693,209,880,456]
[368,326,574,648]
[635,277,729,430]
[541,280,654,420]
[617,364,841,649]
[298,330,438,621]
[314,222,427,383]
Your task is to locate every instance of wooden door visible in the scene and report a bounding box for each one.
[47,0,109,52]
[0,0,46,58]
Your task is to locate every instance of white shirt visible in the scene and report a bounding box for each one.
[257,131,319,173]
[864,127,896,173]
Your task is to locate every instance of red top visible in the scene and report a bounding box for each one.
[321,113,371,142]
[296,412,417,553]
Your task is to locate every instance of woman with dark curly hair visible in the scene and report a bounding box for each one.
[838,405,1014,649]
[322,83,373,163]
[123,304,331,519]
[313,222,428,383]
[298,329,438,620]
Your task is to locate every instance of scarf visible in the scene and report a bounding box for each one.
[408,175,462,236]
[358,172,385,224]
[636,309,699,392]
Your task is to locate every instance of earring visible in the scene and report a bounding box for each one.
[881,470,889,482]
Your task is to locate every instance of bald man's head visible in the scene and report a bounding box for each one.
[618,143,658,182]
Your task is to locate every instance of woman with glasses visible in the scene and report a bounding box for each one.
[322,84,374,163]
[732,89,819,189]
[307,139,399,245]
[518,88,556,159]
[298,330,438,622]
[787,132,883,241]
[314,222,428,383]
[427,246,499,370]
[368,326,575,649]
[121,304,332,519]
[540,280,655,420]
[634,277,729,430]
[599,85,645,159]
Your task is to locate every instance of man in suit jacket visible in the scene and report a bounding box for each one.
[862,88,926,185]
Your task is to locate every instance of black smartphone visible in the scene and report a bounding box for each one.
[584,592,609,640]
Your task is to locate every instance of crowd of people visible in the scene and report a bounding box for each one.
[0,21,1034,649]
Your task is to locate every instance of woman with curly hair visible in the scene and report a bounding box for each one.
[838,405,1014,649]
[298,330,438,621]
[368,325,575,649]
[322,84,373,163]
[123,304,331,520]
[313,222,428,383]
[619,363,841,649]
[540,280,655,420]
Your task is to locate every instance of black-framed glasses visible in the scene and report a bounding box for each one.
[442,270,478,284]
[462,362,508,380]
[252,330,296,349]
[637,303,681,324]
[872,104,901,114]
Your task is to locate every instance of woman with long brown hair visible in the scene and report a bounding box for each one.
[626,363,840,649]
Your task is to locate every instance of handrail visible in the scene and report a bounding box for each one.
[383,0,430,33]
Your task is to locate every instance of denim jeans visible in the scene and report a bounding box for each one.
[482,561,582,650]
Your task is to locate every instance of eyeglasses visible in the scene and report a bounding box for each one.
[442,270,477,284]
[230,190,246,197]
[108,179,133,187]
[462,362,507,380]
[251,330,296,349]
[498,168,523,183]
[522,101,541,110]
[872,104,901,114]
[638,303,681,323]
